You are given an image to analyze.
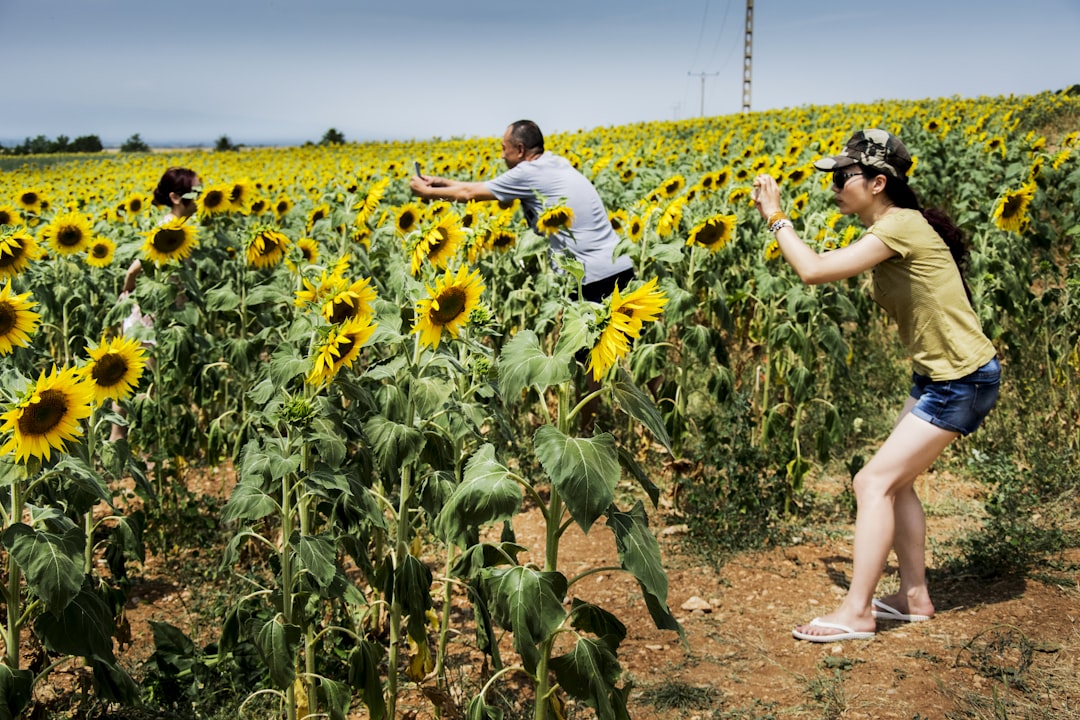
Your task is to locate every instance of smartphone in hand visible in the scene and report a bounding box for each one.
[414,161,423,177]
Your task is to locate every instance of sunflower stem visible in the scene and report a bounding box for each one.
[4,467,26,668]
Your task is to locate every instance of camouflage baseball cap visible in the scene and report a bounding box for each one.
[813,129,913,178]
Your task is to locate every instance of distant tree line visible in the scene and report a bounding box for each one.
[2,128,346,155]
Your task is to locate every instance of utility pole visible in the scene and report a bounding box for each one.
[741,0,754,113]
[687,71,720,117]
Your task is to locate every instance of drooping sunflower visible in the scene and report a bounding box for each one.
[587,277,668,382]
[487,228,516,253]
[0,205,24,227]
[656,197,686,238]
[394,203,424,236]
[1,365,94,463]
[353,178,390,227]
[85,237,117,268]
[142,217,198,266]
[410,213,464,275]
[764,239,782,261]
[79,335,147,404]
[198,185,231,216]
[0,229,40,279]
[686,214,737,251]
[992,181,1037,234]
[247,227,290,269]
[537,205,574,237]
[40,211,93,256]
[321,277,377,324]
[307,315,378,386]
[228,179,253,211]
[295,269,347,309]
[308,203,331,230]
[0,284,40,354]
[412,265,485,350]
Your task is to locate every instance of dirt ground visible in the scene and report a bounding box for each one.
[49,463,1078,720]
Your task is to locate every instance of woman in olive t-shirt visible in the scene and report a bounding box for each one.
[751,129,1000,643]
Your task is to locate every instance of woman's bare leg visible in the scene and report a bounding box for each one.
[794,403,956,638]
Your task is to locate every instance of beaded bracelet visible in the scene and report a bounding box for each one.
[769,218,793,233]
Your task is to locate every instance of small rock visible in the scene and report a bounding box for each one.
[681,596,712,612]
[661,524,689,536]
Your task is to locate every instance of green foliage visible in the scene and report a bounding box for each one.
[120,133,150,153]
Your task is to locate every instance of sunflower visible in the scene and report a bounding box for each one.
[587,277,668,381]
[228,179,253,211]
[296,237,320,265]
[40,211,93,256]
[0,229,39,279]
[656,197,685,238]
[394,203,424,236]
[1,365,94,463]
[627,215,645,242]
[354,178,390,226]
[198,185,231,216]
[295,269,347,309]
[321,277,377,324]
[608,209,628,233]
[308,203,331,230]
[307,315,378,386]
[125,193,150,216]
[764,239,782,261]
[0,205,24,227]
[0,284,40,354]
[656,174,686,199]
[247,227,290,268]
[686,214,737,251]
[992,181,1036,234]
[79,335,147,404]
[412,265,485,350]
[487,228,516,253]
[274,196,295,218]
[537,205,574,237]
[410,213,464,275]
[16,189,45,214]
[85,237,117,268]
[248,197,270,215]
[143,217,198,266]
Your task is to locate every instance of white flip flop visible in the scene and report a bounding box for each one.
[792,617,875,642]
[872,598,932,623]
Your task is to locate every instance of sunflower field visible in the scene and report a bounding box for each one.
[1,88,1079,720]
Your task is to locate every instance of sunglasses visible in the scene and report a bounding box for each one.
[831,170,862,190]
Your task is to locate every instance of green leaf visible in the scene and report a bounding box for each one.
[204,284,241,312]
[466,695,505,720]
[611,368,672,454]
[89,658,140,703]
[296,533,338,590]
[348,640,387,720]
[364,414,425,475]
[254,615,302,689]
[480,565,567,674]
[606,503,681,635]
[316,677,352,720]
[568,599,627,650]
[497,330,573,403]
[221,482,278,522]
[533,426,619,533]
[0,664,33,720]
[549,636,621,718]
[616,446,660,507]
[553,301,595,358]
[148,621,197,674]
[35,582,116,660]
[433,444,522,547]
[3,523,84,612]
[396,554,433,642]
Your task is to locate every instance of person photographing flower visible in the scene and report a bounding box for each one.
[752,129,1000,642]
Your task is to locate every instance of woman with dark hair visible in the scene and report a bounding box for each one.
[752,129,999,642]
[109,167,200,441]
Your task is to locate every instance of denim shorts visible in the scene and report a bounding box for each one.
[909,357,1001,435]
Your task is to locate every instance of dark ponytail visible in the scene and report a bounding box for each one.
[864,167,971,299]
[152,167,198,207]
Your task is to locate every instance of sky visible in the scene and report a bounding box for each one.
[2,0,1079,148]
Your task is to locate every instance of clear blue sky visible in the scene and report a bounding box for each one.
[2,0,1077,147]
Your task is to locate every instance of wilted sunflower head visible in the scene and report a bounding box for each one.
[80,335,147,404]
[0,229,40,279]
[306,315,378,386]
[0,283,41,354]
[0,365,94,463]
[142,217,198,266]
